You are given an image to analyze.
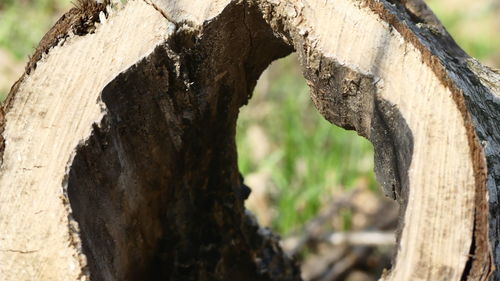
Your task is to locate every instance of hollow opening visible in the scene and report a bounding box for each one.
[64,2,414,279]
[1,0,489,279]
[237,54,398,281]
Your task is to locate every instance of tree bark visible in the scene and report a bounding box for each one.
[0,0,498,280]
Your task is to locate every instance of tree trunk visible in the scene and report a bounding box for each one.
[0,0,498,280]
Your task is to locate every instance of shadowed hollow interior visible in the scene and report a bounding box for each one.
[65,2,413,281]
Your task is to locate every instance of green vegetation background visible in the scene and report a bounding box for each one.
[0,0,498,235]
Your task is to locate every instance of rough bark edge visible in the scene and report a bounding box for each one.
[0,0,111,167]
[363,1,494,279]
[0,3,121,280]
[0,0,496,279]
[254,0,495,278]
[464,57,500,281]
[0,2,155,280]
[27,0,110,75]
[253,0,494,278]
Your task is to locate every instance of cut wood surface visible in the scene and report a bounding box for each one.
[0,0,498,281]
[0,2,172,280]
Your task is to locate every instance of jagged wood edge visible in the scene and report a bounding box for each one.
[253,0,498,279]
[0,0,498,279]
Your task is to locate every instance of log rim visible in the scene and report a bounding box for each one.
[0,0,495,280]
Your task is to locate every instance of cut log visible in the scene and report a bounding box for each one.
[0,0,498,281]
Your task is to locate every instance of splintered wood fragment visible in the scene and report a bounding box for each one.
[326,231,395,246]
[0,0,498,280]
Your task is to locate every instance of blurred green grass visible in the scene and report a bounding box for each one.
[0,0,71,99]
[0,0,498,236]
[237,56,377,234]
[0,0,70,59]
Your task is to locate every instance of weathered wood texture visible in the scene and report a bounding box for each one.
[0,0,498,280]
